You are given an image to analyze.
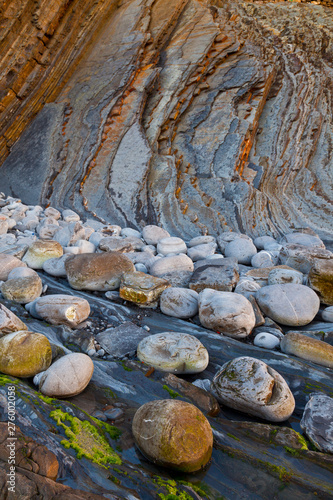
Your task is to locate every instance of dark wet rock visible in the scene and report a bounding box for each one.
[162,373,220,417]
[300,393,333,454]
[96,322,150,358]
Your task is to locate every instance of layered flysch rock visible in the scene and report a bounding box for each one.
[1,0,333,243]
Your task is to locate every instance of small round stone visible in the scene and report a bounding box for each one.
[224,238,257,265]
[142,225,170,245]
[0,253,27,281]
[268,268,303,286]
[188,236,216,247]
[36,353,94,398]
[137,332,209,374]
[149,254,194,277]
[254,332,280,350]
[23,240,63,269]
[322,306,333,322]
[157,237,187,256]
[132,400,213,472]
[187,242,217,262]
[1,275,43,304]
[160,288,199,318]
[0,331,52,377]
[7,267,38,280]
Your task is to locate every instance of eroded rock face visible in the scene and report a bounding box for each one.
[65,252,135,291]
[211,357,295,422]
[132,400,213,472]
[1,1,332,246]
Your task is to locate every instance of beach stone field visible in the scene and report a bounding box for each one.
[0,193,333,499]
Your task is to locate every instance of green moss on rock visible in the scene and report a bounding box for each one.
[50,409,121,467]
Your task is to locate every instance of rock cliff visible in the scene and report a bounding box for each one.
[1,0,332,242]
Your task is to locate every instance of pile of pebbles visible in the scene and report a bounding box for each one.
[0,193,333,466]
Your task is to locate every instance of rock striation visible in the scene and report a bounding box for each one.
[0,1,332,245]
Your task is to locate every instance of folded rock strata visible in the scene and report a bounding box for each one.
[0,0,332,244]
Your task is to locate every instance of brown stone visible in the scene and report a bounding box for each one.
[132,399,213,472]
[119,271,170,305]
[0,303,28,336]
[1,274,43,304]
[308,258,333,305]
[65,252,135,291]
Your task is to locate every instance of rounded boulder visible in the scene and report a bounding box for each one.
[256,284,320,326]
[132,400,213,472]
[35,353,94,398]
[0,331,52,377]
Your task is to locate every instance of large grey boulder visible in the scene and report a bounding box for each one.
[198,289,255,338]
[256,284,320,326]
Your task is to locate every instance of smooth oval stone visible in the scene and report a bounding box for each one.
[198,289,255,338]
[224,238,257,265]
[142,225,170,245]
[135,263,148,273]
[322,306,333,322]
[99,237,134,253]
[33,294,90,327]
[137,332,209,374]
[254,236,277,250]
[268,268,303,286]
[1,275,43,304]
[36,353,94,397]
[157,237,187,256]
[0,303,27,335]
[280,332,333,369]
[42,254,73,277]
[120,227,142,238]
[150,254,194,277]
[73,239,96,253]
[234,278,261,298]
[23,240,63,269]
[65,252,135,291]
[7,267,38,280]
[44,207,61,219]
[0,331,52,377]
[254,332,280,350]
[251,251,277,268]
[132,400,213,472]
[62,209,80,222]
[211,357,295,422]
[300,393,333,454]
[188,236,216,247]
[160,288,199,318]
[187,242,217,262]
[0,253,27,280]
[256,284,320,326]
[217,232,251,253]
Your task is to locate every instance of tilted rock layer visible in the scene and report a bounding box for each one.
[0,0,333,243]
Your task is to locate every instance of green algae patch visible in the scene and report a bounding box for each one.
[153,477,193,500]
[163,385,181,399]
[50,409,121,467]
[0,374,18,386]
